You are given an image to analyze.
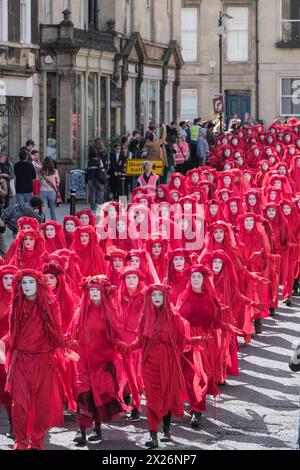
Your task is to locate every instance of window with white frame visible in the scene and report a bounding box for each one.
[181,8,198,63]
[80,0,88,30]
[0,0,8,42]
[20,0,31,45]
[181,89,198,121]
[226,7,249,62]
[45,0,53,24]
[126,0,132,36]
[281,0,300,41]
[281,78,300,115]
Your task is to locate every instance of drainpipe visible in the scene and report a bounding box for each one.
[255,0,260,122]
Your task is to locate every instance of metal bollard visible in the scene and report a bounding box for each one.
[70,189,77,216]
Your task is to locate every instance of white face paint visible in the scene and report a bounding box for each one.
[275,145,281,153]
[273,180,281,189]
[266,148,273,156]
[223,176,231,186]
[214,229,224,243]
[45,273,58,290]
[212,258,223,274]
[139,198,148,207]
[2,274,14,292]
[191,272,204,291]
[285,135,291,142]
[244,217,255,231]
[22,224,32,231]
[191,173,199,183]
[279,166,286,175]
[22,276,37,298]
[90,288,101,302]
[193,191,201,202]
[221,192,229,201]
[108,207,117,218]
[224,149,231,157]
[267,208,276,219]
[117,220,126,234]
[45,225,56,239]
[244,173,251,182]
[130,256,141,269]
[113,258,124,271]
[178,219,189,230]
[125,274,139,290]
[224,163,231,171]
[290,147,296,155]
[173,256,185,271]
[174,177,181,189]
[254,149,260,157]
[171,192,179,202]
[157,188,165,198]
[80,233,90,246]
[270,191,277,201]
[151,290,164,308]
[237,158,244,166]
[262,163,269,171]
[65,220,76,233]
[230,201,238,214]
[209,204,218,216]
[222,138,228,144]
[248,195,257,206]
[183,202,193,212]
[283,204,292,216]
[135,211,146,224]
[23,236,35,251]
[80,214,90,226]
[232,139,238,146]
[297,158,300,168]
[152,243,162,257]
[160,206,170,218]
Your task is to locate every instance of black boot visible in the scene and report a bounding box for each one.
[6,419,14,440]
[293,279,299,296]
[128,408,141,422]
[269,308,276,317]
[161,412,171,442]
[190,411,202,428]
[88,423,103,442]
[145,431,159,448]
[254,319,263,334]
[73,427,87,445]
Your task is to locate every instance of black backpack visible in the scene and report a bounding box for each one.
[2,204,25,233]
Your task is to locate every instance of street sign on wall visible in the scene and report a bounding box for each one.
[126,159,164,176]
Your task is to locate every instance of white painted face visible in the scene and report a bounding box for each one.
[117,220,126,234]
[275,145,281,153]
[173,256,185,271]
[254,149,260,157]
[80,233,90,246]
[262,162,269,171]
[237,158,244,166]
[45,225,56,239]
[152,243,162,257]
[232,138,238,146]
[191,173,199,183]
[171,192,179,202]
[279,166,286,175]
[222,138,228,144]
[230,201,238,214]
[193,191,201,202]
[224,149,231,157]
[80,214,90,226]
[283,204,292,216]
[139,198,148,207]
[209,204,218,216]
[212,258,223,274]
[23,235,35,251]
[90,288,101,302]
[135,211,146,224]
[108,207,117,218]
[221,192,229,201]
[151,290,164,308]
[22,224,32,231]
[297,158,300,168]
[244,172,251,182]
[248,195,257,206]
[191,272,204,290]
[65,220,76,233]
[285,135,291,142]
[157,188,165,198]
[45,273,58,290]
[125,274,139,290]
[266,148,273,156]
[113,257,124,271]
[22,276,37,298]
[178,219,189,230]
[297,140,300,147]
[267,208,276,219]
[270,128,276,134]
[267,136,273,143]
[214,229,224,243]
[270,191,277,201]
[160,206,170,218]
[224,163,231,171]
[289,148,296,156]
[244,216,255,231]
[223,176,231,186]
[174,177,181,189]
[130,256,141,269]
[2,274,14,292]
[273,180,282,189]
[183,202,193,212]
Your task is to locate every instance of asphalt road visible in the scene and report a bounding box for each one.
[0,292,299,451]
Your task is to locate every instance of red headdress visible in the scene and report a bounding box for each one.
[145,234,169,282]
[133,193,154,208]
[244,189,263,215]
[10,229,46,270]
[71,225,106,277]
[105,247,127,286]
[224,196,245,226]
[63,216,80,248]
[76,210,96,227]
[53,248,83,297]
[127,250,154,284]
[17,217,40,232]
[41,220,66,253]
[0,265,19,312]
[204,199,225,225]
[131,187,148,200]
[289,155,300,194]
[154,184,171,204]
[168,173,188,196]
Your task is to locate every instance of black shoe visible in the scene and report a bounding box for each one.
[254,319,263,334]
[269,308,276,317]
[73,430,87,445]
[293,279,299,296]
[128,408,141,422]
[190,411,202,428]
[88,428,103,442]
[123,394,132,406]
[286,298,292,306]
[218,381,227,387]
[160,425,171,443]
[145,432,159,448]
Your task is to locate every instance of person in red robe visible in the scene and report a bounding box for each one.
[105,215,138,252]
[0,269,70,450]
[126,284,200,448]
[168,173,188,196]
[0,265,18,439]
[105,247,127,286]
[71,225,106,277]
[41,221,66,253]
[72,275,125,445]
[167,248,192,305]
[118,267,145,421]
[244,189,263,215]
[280,199,300,296]
[76,210,96,227]
[54,249,83,298]
[145,235,169,283]
[5,217,40,263]
[42,257,77,413]
[9,230,45,271]
[224,196,245,227]
[127,249,154,285]
[288,155,300,195]
[63,216,80,249]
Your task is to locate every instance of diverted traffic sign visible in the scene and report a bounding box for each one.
[126,159,165,176]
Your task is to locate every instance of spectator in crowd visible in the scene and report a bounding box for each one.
[31,150,42,177]
[228,113,242,132]
[122,144,133,196]
[0,152,14,208]
[85,146,107,210]
[172,135,190,175]
[109,143,127,200]
[2,196,45,237]
[0,176,8,257]
[189,118,202,168]
[145,124,168,183]
[14,149,36,205]
[40,156,60,221]
[20,139,35,162]
[206,121,216,150]
[137,161,159,193]
[129,130,144,158]
[178,121,188,140]
[197,127,210,166]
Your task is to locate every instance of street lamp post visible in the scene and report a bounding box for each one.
[218,11,233,135]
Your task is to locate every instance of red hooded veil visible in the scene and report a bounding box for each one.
[71,225,106,277]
